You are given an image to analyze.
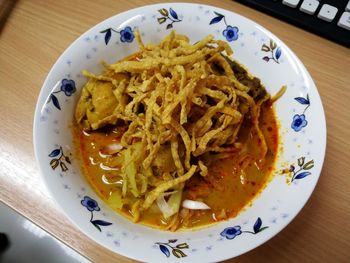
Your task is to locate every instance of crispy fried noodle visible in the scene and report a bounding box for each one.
[75,31,285,231]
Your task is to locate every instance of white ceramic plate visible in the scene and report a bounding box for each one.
[33,3,326,262]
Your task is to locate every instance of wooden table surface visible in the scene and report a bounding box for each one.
[1,0,349,262]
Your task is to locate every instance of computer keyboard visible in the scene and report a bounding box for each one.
[235,0,350,47]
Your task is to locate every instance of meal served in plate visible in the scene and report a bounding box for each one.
[73,31,285,231]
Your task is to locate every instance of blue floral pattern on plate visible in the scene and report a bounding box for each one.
[49,146,71,172]
[221,218,268,240]
[292,94,310,132]
[157,8,182,29]
[81,196,112,232]
[100,26,135,45]
[291,114,307,132]
[156,239,189,258]
[284,157,315,183]
[47,79,76,110]
[221,226,242,239]
[261,39,282,63]
[210,11,239,42]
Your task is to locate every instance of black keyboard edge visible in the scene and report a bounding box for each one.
[234,0,350,48]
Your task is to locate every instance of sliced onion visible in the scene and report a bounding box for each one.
[182,199,211,210]
[156,195,174,218]
[156,190,179,219]
[100,143,123,155]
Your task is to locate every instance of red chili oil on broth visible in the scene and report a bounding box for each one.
[75,103,279,230]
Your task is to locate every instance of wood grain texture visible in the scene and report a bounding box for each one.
[0,0,349,262]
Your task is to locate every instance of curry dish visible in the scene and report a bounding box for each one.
[74,31,284,231]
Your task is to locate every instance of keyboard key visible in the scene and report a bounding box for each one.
[346,1,350,12]
[282,0,300,8]
[338,12,350,30]
[300,0,319,15]
[317,4,338,22]
[235,0,350,47]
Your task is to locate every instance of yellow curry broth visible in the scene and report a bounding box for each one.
[75,103,278,230]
